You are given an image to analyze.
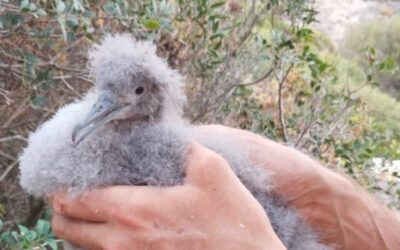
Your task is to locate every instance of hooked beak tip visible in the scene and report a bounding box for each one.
[71,94,122,144]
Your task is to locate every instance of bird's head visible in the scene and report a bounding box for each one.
[72,34,186,143]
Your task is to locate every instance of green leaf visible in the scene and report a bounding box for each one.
[56,1,66,14]
[36,219,51,237]
[20,0,29,10]
[331,75,339,85]
[366,46,376,57]
[85,31,94,41]
[47,239,58,250]
[366,74,373,82]
[32,96,47,106]
[11,231,19,241]
[210,33,223,40]
[212,20,219,33]
[66,15,79,30]
[378,57,398,73]
[1,231,17,246]
[24,53,38,65]
[17,225,29,236]
[72,0,85,12]
[25,230,37,241]
[103,2,116,15]
[210,1,225,9]
[0,220,3,231]
[0,12,24,29]
[29,2,37,12]
[143,19,160,30]
[35,8,47,16]
[318,62,329,73]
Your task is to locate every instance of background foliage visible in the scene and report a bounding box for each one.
[344,14,400,100]
[0,0,399,249]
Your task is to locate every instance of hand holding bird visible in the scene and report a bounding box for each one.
[51,125,400,250]
[51,142,286,250]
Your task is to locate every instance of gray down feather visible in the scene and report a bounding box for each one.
[19,34,333,250]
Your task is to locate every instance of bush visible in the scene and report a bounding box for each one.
[0,218,59,250]
[332,54,400,136]
[344,15,400,100]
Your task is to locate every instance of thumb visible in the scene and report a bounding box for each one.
[184,142,244,189]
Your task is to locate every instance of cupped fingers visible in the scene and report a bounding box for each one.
[52,186,183,224]
[52,212,166,250]
[52,212,108,250]
[52,192,109,222]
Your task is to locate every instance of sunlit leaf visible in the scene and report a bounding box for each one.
[378,57,398,73]
[143,19,160,30]
[20,0,29,12]
[17,225,29,236]
[210,1,225,9]
[35,8,47,16]
[36,219,51,237]
[47,239,58,250]
[56,1,66,14]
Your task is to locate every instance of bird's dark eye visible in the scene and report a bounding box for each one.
[135,86,144,95]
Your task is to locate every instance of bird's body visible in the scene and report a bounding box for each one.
[19,34,332,250]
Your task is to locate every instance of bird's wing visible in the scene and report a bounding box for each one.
[19,91,97,197]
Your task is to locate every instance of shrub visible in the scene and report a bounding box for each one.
[0,217,59,250]
[344,15,400,100]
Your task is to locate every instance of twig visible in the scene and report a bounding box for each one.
[48,36,84,65]
[277,63,294,142]
[60,77,83,98]
[295,115,320,147]
[191,68,274,122]
[1,96,31,129]
[0,135,27,143]
[295,92,325,147]
[0,88,13,104]
[0,149,16,161]
[0,161,18,183]
[348,82,368,96]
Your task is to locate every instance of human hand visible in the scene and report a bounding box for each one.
[51,143,286,250]
[197,125,400,250]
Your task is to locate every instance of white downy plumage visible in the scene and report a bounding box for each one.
[19,34,332,250]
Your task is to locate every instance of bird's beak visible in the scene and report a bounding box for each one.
[72,94,124,144]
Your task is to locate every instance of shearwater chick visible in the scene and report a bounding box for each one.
[19,34,332,250]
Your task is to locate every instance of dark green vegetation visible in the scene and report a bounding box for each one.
[0,0,399,249]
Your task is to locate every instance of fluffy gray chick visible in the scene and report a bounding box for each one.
[19,34,333,250]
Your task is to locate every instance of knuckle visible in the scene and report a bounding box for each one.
[204,151,227,168]
[54,197,75,216]
[199,150,220,165]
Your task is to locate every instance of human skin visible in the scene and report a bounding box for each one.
[51,125,400,250]
[51,140,286,250]
[196,125,400,250]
